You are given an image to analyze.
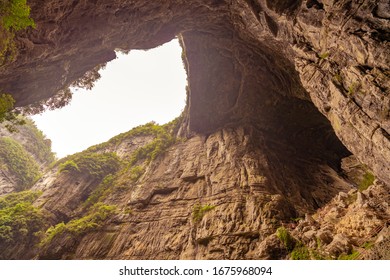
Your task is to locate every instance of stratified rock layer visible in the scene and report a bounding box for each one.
[31,124,350,259]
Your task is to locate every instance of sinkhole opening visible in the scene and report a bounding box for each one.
[31,39,187,158]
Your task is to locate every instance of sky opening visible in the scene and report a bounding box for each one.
[31,39,187,159]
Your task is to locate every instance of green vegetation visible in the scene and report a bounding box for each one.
[22,88,73,116]
[83,118,183,193]
[91,115,182,151]
[333,73,342,84]
[0,190,44,244]
[347,82,360,96]
[71,63,106,90]
[128,120,180,165]
[338,250,359,260]
[82,174,114,209]
[63,118,183,211]
[345,192,358,205]
[0,0,35,65]
[192,204,216,222]
[0,93,14,121]
[358,171,375,191]
[129,165,144,182]
[362,241,374,250]
[0,93,25,132]
[276,226,296,252]
[57,152,121,179]
[291,244,311,260]
[41,203,116,246]
[0,137,41,190]
[0,0,35,31]
[318,52,329,60]
[276,227,321,259]
[21,118,56,164]
[58,160,79,173]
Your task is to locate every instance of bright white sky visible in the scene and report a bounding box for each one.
[31,39,187,159]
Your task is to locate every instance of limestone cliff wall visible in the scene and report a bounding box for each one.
[0,0,389,259]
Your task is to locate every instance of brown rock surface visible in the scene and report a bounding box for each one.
[26,123,351,259]
[0,0,389,259]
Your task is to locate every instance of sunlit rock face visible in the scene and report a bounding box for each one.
[0,0,389,259]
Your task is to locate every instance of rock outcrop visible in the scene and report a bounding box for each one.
[0,119,55,195]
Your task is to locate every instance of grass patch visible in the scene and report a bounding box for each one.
[192,204,216,222]
[276,226,296,252]
[0,137,41,190]
[358,172,375,191]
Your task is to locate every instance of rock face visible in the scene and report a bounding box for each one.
[0,0,388,185]
[0,0,389,259]
[0,119,55,195]
[4,121,351,259]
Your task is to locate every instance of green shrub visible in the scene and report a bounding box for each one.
[41,203,116,246]
[129,128,176,165]
[192,204,216,222]
[0,0,35,31]
[129,165,144,182]
[87,116,183,158]
[358,172,375,191]
[0,93,14,120]
[291,244,311,260]
[21,118,56,164]
[0,190,44,244]
[0,0,35,65]
[58,160,79,173]
[0,93,25,131]
[57,152,121,179]
[276,227,296,252]
[87,122,165,153]
[0,137,41,190]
